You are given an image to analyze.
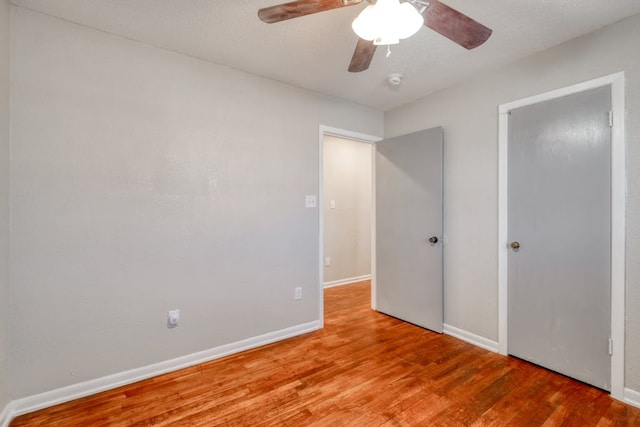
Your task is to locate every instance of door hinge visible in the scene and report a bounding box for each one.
[608,337,613,356]
[608,111,614,127]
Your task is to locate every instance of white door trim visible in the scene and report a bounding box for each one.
[497,72,626,400]
[318,125,382,324]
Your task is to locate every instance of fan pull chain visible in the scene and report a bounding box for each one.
[386,45,391,58]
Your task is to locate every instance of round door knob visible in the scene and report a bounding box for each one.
[429,236,438,244]
[510,241,520,250]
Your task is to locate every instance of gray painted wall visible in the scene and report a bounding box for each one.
[385,13,640,391]
[9,7,382,398]
[322,135,372,285]
[0,0,10,411]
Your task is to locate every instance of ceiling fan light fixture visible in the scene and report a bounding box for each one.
[352,0,424,46]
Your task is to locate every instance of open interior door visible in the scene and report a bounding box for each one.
[375,127,444,332]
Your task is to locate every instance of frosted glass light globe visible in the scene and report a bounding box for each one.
[352,0,424,45]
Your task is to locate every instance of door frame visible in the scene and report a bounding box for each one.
[318,125,382,327]
[497,72,626,400]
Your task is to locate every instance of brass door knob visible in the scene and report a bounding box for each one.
[510,241,520,250]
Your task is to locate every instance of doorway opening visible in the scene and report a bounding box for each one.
[322,135,373,288]
[318,125,381,327]
[319,125,445,335]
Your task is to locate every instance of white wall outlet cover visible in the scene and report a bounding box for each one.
[294,287,303,300]
[325,257,331,267]
[167,309,180,328]
[305,195,317,208]
[330,200,336,209]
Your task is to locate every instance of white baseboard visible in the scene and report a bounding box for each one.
[3,320,321,425]
[624,387,640,409]
[323,274,371,288]
[443,324,499,353]
[0,401,15,427]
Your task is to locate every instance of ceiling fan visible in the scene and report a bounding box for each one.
[258,0,492,72]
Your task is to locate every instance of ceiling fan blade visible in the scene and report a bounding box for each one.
[423,0,492,50]
[258,0,363,23]
[348,38,377,72]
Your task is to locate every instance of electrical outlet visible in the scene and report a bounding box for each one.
[325,257,331,267]
[330,200,336,209]
[294,287,303,300]
[167,309,180,328]
[305,195,317,208]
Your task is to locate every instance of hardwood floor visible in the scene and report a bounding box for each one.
[11,280,640,426]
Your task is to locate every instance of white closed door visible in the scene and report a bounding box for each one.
[375,127,443,332]
[508,86,611,390]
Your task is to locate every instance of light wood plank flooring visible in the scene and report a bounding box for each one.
[11,281,640,426]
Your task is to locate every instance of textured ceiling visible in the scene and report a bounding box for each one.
[10,0,640,110]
